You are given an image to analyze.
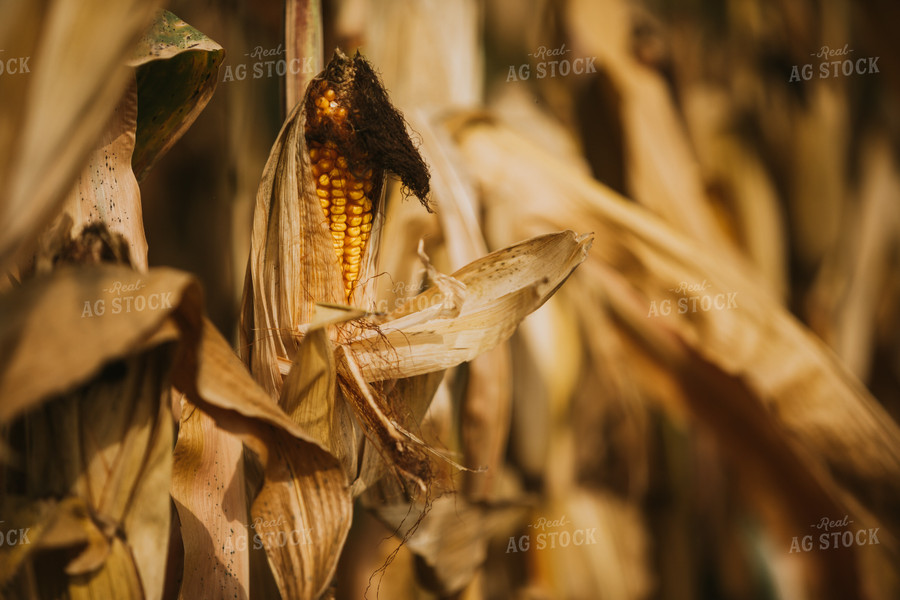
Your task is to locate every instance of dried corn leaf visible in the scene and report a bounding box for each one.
[249,431,351,600]
[0,265,198,424]
[280,306,362,481]
[171,399,249,600]
[563,0,731,249]
[47,79,149,271]
[351,369,446,499]
[172,320,353,600]
[0,0,162,273]
[130,10,225,181]
[450,115,900,565]
[346,231,592,381]
[1,307,179,598]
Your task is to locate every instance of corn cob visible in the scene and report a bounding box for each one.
[308,91,375,298]
[303,51,432,301]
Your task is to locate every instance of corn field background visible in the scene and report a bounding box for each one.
[1,0,899,599]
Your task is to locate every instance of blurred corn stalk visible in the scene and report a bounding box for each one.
[312,0,900,599]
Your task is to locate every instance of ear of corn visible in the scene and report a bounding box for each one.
[308,132,375,299]
[301,51,431,304]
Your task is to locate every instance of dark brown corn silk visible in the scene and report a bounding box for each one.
[303,50,430,300]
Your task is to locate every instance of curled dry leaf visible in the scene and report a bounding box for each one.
[0,0,163,274]
[345,231,593,382]
[171,319,353,600]
[129,10,225,182]
[12,10,223,276]
[0,259,200,599]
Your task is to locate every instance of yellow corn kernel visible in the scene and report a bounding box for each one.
[307,106,377,300]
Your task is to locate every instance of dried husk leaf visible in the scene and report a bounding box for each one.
[129,10,225,181]
[0,0,163,273]
[240,91,345,399]
[351,369,446,499]
[280,306,363,481]
[345,231,592,381]
[337,346,432,498]
[249,431,351,600]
